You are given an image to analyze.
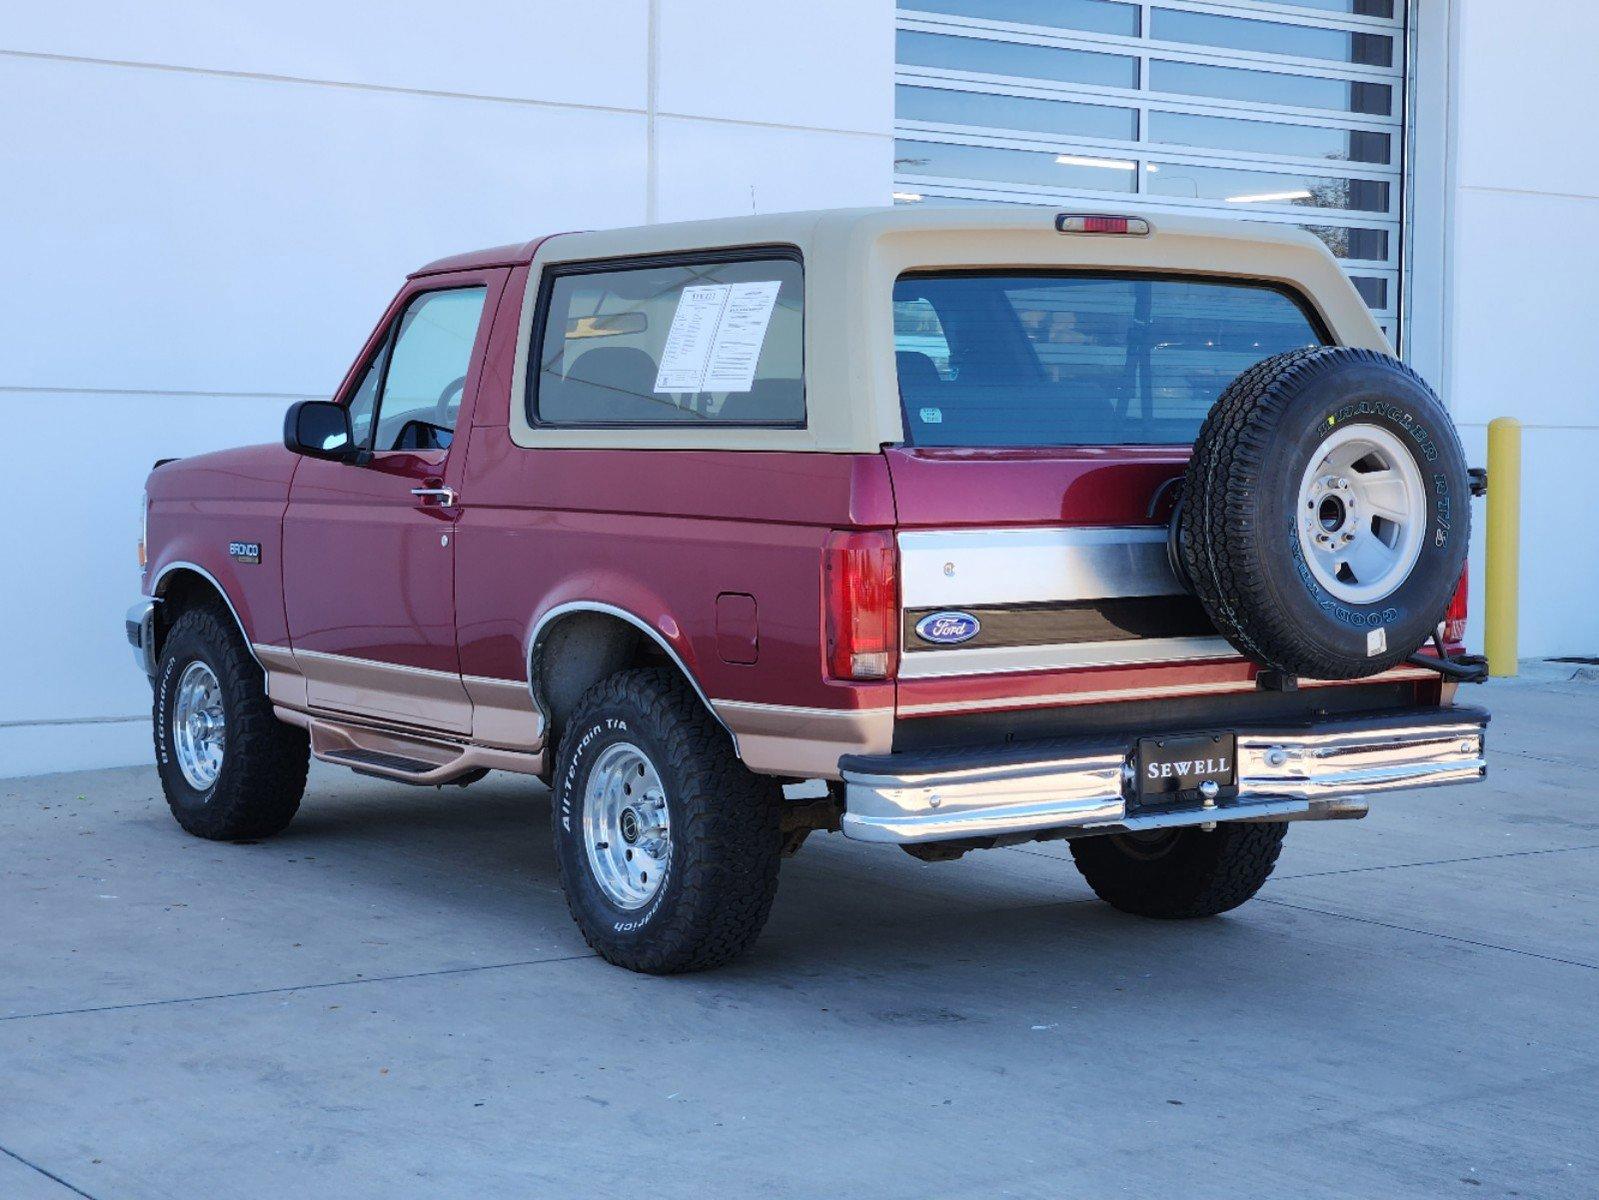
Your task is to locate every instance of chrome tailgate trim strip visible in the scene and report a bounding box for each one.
[899,526,1179,608]
[896,635,1236,679]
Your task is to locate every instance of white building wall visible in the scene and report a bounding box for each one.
[0,2,893,776]
[3,0,1588,780]
[1430,0,1599,658]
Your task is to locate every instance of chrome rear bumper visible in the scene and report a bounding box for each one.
[839,706,1488,845]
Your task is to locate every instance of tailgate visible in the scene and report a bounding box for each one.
[885,445,1243,716]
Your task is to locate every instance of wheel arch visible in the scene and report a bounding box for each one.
[527,601,737,757]
[150,562,261,669]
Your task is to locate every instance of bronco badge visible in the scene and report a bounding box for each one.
[914,611,981,645]
[228,541,262,564]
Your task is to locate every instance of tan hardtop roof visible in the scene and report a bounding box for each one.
[502,206,1388,454]
[556,202,1330,249]
[537,204,1338,261]
[417,206,1342,273]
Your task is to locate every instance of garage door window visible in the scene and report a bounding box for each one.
[895,0,1405,339]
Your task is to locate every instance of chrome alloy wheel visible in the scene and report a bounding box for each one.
[1296,422,1427,605]
[173,660,226,791]
[582,741,671,910]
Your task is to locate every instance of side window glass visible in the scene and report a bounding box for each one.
[534,256,804,426]
[343,342,389,449]
[893,296,953,384]
[371,287,488,451]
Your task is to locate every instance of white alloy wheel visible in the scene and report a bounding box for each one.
[1295,422,1426,605]
[173,659,226,790]
[582,741,671,909]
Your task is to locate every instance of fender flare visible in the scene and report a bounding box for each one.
[526,600,738,750]
[149,560,263,669]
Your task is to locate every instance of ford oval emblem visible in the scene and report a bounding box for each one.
[915,611,981,645]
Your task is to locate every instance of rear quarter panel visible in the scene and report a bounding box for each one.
[455,436,896,714]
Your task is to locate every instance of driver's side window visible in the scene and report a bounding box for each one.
[362,286,488,452]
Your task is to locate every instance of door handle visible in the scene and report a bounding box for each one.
[410,485,458,506]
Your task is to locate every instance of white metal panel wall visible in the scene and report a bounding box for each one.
[892,0,1406,337]
[0,2,893,777]
[1441,0,1599,659]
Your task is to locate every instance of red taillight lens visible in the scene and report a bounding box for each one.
[823,530,898,681]
[1444,566,1469,643]
[1054,213,1151,235]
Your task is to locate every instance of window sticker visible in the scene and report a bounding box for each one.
[918,406,943,424]
[654,281,782,394]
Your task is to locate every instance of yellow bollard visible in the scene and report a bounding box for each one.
[1485,417,1521,676]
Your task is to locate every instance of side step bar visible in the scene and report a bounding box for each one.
[320,746,466,781]
[274,707,545,785]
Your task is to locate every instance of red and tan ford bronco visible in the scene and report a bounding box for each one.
[128,207,1488,973]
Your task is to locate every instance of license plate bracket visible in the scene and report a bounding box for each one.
[1135,731,1237,805]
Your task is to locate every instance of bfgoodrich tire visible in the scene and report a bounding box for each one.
[154,603,309,840]
[1179,347,1469,679]
[1069,822,1288,919]
[551,668,783,974]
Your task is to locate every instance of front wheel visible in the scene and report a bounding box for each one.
[551,668,782,974]
[154,603,309,840]
[1068,821,1288,919]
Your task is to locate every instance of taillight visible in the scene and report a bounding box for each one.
[823,530,898,681]
[1443,566,1469,643]
[1054,212,1151,235]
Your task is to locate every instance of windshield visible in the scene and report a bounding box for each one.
[892,272,1324,447]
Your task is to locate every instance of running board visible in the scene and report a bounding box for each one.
[274,707,545,785]
[322,747,458,779]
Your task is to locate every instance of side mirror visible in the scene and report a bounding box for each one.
[284,400,364,463]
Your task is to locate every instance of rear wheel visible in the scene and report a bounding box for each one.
[551,668,783,974]
[1068,821,1288,919]
[154,604,309,840]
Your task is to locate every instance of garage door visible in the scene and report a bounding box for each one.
[894,0,1407,340]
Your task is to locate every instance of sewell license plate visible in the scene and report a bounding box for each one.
[1135,731,1237,803]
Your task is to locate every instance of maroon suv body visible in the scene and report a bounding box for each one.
[129,208,1487,972]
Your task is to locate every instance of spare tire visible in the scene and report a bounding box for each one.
[1177,346,1469,679]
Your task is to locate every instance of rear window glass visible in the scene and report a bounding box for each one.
[892,273,1323,446]
[534,254,804,426]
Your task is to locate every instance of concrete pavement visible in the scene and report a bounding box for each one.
[2,673,1596,1199]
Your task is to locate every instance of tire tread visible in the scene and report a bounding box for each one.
[1179,346,1465,679]
[1069,821,1287,919]
[552,668,782,974]
[156,603,308,840]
